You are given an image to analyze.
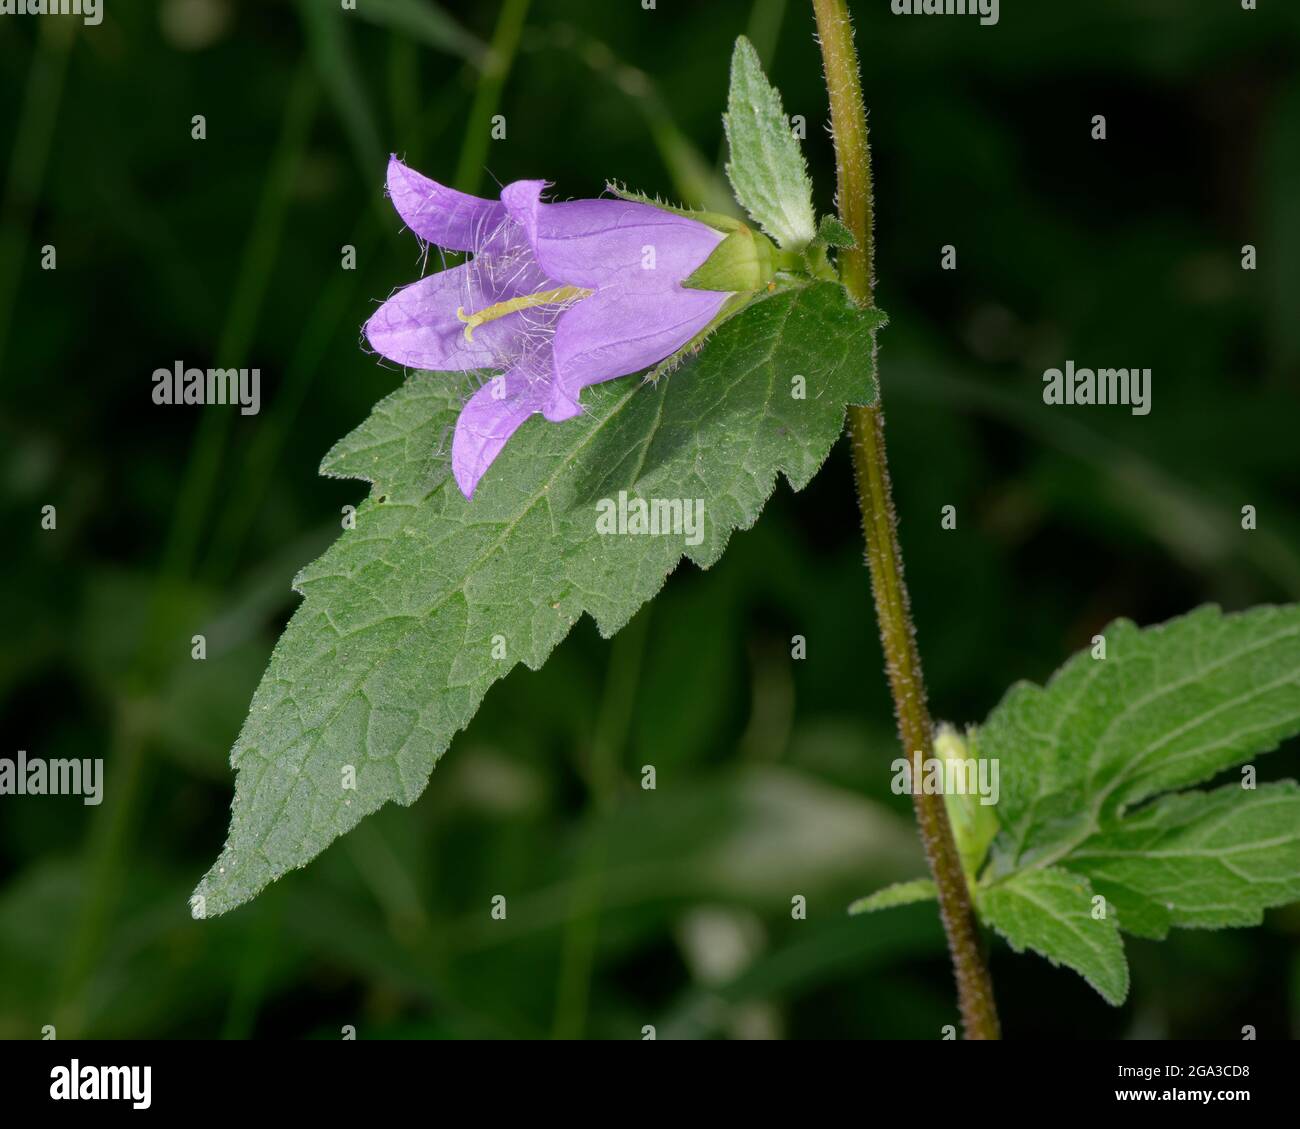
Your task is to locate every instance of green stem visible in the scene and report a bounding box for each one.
[810,0,999,1040]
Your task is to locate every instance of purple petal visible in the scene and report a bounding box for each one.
[501,182,723,291]
[386,157,505,252]
[452,369,548,497]
[365,262,510,371]
[548,287,729,412]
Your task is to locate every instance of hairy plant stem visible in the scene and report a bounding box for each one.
[811,0,1000,1040]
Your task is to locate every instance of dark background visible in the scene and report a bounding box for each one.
[1,0,1297,1039]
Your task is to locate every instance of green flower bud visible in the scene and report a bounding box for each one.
[935,723,1000,889]
[681,223,780,294]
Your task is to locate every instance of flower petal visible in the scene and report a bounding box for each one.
[364,262,511,371]
[501,182,723,291]
[452,369,548,497]
[386,157,505,252]
[547,286,728,414]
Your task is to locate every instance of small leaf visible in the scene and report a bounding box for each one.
[194,283,883,916]
[849,879,937,915]
[723,36,816,251]
[814,215,856,249]
[978,867,1129,1006]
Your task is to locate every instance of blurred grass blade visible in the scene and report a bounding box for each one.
[203,207,382,583]
[889,341,1300,596]
[0,21,72,379]
[454,0,531,193]
[157,65,318,594]
[352,0,488,66]
[297,0,385,179]
[744,0,787,71]
[1263,78,1300,375]
[541,26,741,216]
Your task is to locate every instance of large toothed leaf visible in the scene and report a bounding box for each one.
[985,604,1300,874]
[723,36,816,251]
[1064,781,1300,932]
[192,282,883,916]
[969,604,1300,1003]
[977,867,1129,1006]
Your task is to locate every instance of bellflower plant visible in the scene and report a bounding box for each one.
[366,158,777,497]
[195,16,1300,1047]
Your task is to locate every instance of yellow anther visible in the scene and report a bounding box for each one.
[455,285,592,343]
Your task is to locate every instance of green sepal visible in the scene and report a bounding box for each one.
[606,182,750,235]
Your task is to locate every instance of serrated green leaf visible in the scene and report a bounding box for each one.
[723,36,816,251]
[986,604,1300,874]
[972,604,1300,1001]
[1084,879,1172,940]
[814,215,856,249]
[1065,781,1300,930]
[848,878,937,915]
[978,867,1129,1006]
[193,282,882,916]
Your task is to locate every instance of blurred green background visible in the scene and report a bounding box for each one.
[2,0,1298,1040]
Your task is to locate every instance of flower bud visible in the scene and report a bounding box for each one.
[936,723,1000,889]
[681,223,779,294]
